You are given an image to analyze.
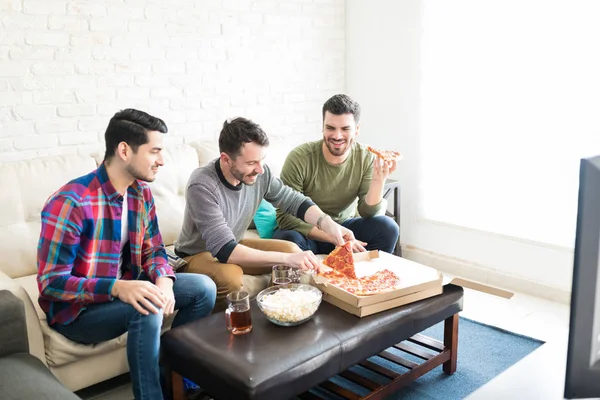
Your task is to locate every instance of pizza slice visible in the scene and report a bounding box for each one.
[367,146,402,162]
[319,269,364,294]
[319,268,401,295]
[323,241,357,279]
[354,269,402,295]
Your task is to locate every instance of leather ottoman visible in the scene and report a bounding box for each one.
[161,284,464,400]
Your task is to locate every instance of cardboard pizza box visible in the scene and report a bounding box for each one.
[312,250,443,308]
[321,285,444,317]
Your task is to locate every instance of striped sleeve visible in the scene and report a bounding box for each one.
[37,196,116,304]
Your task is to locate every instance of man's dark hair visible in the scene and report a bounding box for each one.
[103,108,168,162]
[322,94,361,124]
[218,117,269,159]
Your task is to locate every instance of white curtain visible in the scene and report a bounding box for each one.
[420,0,600,248]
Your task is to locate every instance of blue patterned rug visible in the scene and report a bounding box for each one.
[304,317,544,400]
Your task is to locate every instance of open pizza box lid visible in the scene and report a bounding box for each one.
[312,250,514,309]
[313,250,443,307]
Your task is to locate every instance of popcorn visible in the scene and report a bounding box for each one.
[259,287,321,324]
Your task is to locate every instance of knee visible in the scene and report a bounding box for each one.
[272,230,304,253]
[137,308,164,330]
[181,274,217,312]
[214,263,244,294]
[278,240,302,254]
[178,273,217,301]
[197,275,217,306]
[273,229,297,242]
[375,215,399,239]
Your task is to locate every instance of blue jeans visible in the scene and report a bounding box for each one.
[50,273,216,400]
[273,215,399,254]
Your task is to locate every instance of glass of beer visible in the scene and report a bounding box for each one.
[225,291,252,335]
[272,265,292,286]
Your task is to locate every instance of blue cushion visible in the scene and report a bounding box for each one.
[253,200,277,239]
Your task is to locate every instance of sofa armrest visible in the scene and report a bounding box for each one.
[0,290,28,357]
[0,272,47,365]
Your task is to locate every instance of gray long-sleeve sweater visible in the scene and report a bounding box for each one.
[175,159,314,262]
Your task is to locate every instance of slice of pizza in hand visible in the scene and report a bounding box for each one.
[323,241,357,279]
[367,146,403,162]
[318,263,333,274]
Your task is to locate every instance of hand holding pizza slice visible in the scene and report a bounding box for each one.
[367,146,403,162]
[323,241,357,279]
[367,145,401,181]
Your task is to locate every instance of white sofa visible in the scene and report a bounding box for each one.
[0,138,293,391]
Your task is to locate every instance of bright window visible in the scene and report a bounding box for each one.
[420,0,600,247]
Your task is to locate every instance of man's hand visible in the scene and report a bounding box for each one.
[308,226,367,253]
[156,277,175,316]
[350,240,368,253]
[111,280,166,316]
[372,157,397,183]
[318,215,347,246]
[283,250,321,272]
[318,217,367,253]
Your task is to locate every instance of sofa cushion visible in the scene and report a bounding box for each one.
[188,140,220,167]
[14,275,126,367]
[253,200,277,239]
[148,144,200,246]
[241,274,271,299]
[15,274,175,367]
[0,155,97,279]
[43,320,128,368]
[243,230,261,240]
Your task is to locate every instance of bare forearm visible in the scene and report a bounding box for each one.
[227,244,290,272]
[365,178,385,205]
[303,205,326,226]
[306,226,334,243]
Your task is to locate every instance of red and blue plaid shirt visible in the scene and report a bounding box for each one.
[37,163,175,325]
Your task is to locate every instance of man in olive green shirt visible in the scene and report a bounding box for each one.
[274,94,400,254]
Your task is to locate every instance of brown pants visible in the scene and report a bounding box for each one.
[183,238,301,312]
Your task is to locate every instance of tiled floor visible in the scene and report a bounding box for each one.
[79,280,572,400]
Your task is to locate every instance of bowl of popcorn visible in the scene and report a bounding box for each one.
[256,284,322,327]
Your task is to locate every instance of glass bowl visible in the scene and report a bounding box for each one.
[256,284,322,327]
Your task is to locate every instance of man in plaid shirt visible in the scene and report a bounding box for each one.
[37,109,216,399]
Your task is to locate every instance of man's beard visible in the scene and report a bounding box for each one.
[126,163,155,182]
[230,165,259,186]
[324,138,352,157]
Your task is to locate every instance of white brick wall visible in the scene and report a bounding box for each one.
[0,0,345,162]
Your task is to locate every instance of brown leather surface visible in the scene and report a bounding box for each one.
[161,284,464,400]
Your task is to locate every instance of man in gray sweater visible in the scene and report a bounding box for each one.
[175,117,357,311]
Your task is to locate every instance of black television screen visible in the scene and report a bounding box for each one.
[565,155,600,399]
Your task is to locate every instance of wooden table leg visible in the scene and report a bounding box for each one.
[172,371,186,400]
[383,185,402,257]
[443,313,459,374]
[393,187,401,257]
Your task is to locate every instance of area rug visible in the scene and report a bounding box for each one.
[305,317,545,400]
